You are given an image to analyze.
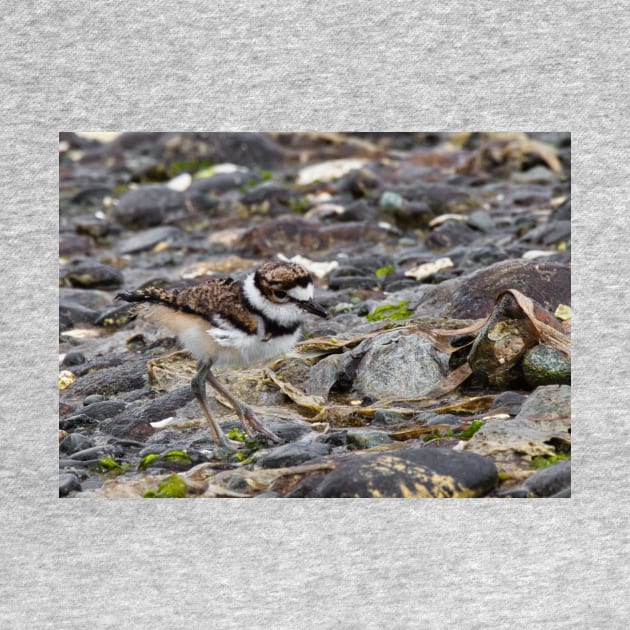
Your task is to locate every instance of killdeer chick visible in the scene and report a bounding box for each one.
[117,261,328,449]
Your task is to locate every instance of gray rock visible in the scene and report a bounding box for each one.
[353,330,449,399]
[467,209,494,232]
[82,400,127,421]
[465,385,571,464]
[371,410,405,426]
[346,429,393,449]
[113,186,187,228]
[498,460,571,498]
[257,441,332,469]
[60,260,124,289]
[118,226,182,254]
[522,344,571,386]
[59,433,95,455]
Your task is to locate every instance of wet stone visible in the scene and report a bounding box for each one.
[59,433,95,455]
[62,351,86,367]
[60,260,124,289]
[59,473,81,497]
[346,429,393,450]
[257,441,332,469]
[59,413,98,431]
[310,446,498,498]
[59,300,98,330]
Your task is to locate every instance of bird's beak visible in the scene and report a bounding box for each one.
[300,299,330,319]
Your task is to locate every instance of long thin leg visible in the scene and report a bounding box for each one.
[205,368,283,444]
[191,361,238,450]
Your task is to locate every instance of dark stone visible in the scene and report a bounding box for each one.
[82,400,128,421]
[59,232,93,257]
[489,391,528,416]
[113,186,187,228]
[340,199,379,222]
[59,300,98,330]
[549,198,571,222]
[59,433,95,455]
[425,221,479,250]
[391,201,433,230]
[257,441,332,469]
[118,226,182,254]
[70,358,148,397]
[417,259,571,319]
[240,182,302,215]
[59,414,98,431]
[68,444,125,461]
[316,431,348,447]
[59,473,81,497]
[310,446,498,498]
[328,274,378,290]
[155,132,284,170]
[498,460,571,498]
[60,259,124,289]
[100,386,195,440]
[62,351,86,367]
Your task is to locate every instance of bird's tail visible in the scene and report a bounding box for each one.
[116,287,179,307]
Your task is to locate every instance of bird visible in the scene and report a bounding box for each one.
[116,261,329,449]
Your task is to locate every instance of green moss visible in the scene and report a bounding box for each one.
[375,265,395,280]
[530,453,570,470]
[365,301,413,322]
[168,159,214,177]
[138,450,192,471]
[227,428,248,442]
[97,457,123,473]
[422,420,484,442]
[138,453,161,470]
[144,474,187,498]
[288,196,310,214]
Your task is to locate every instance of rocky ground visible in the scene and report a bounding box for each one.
[59,131,571,498]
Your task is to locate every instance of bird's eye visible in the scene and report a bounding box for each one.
[274,290,287,300]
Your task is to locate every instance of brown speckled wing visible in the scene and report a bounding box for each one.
[174,278,259,334]
[118,277,259,334]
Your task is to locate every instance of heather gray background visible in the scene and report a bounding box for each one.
[2,1,628,628]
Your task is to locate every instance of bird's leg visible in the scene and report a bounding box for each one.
[205,368,283,444]
[191,361,239,450]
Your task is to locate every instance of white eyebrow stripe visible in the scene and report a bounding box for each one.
[288,285,313,302]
